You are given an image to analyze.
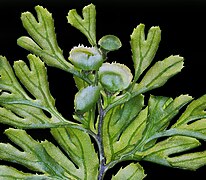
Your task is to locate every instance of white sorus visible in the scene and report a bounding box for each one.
[69,46,103,70]
[99,63,133,92]
[74,85,101,113]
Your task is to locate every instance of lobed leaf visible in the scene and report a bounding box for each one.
[138,95,206,149]
[0,56,29,101]
[0,166,54,180]
[0,55,72,128]
[67,4,96,46]
[142,136,201,167]
[136,55,184,93]
[0,104,62,129]
[138,95,192,150]
[173,94,206,128]
[138,95,206,171]
[113,107,147,159]
[103,94,192,163]
[112,163,146,180]
[51,127,99,179]
[142,135,206,170]
[105,55,184,113]
[131,24,161,82]
[143,128,206,150]
[179,119,206,135]
[0,128,82,179]
[103,95,144,163]
[17,6,72,71]
[13,54,55,108]
[168,150,206,170]
[1,3,206,179]
[103,94,193,166]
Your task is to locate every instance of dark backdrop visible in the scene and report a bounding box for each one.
[0,0,206,179]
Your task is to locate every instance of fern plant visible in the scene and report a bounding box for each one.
[0,3,206,179]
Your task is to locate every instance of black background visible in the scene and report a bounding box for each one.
[0,0,206,179]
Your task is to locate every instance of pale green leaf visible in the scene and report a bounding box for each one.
[104,92,132,114]
[141,128,206,170]
[0,55,72,128]
[138,95,192,150]
[73,72,94,91]
[17,6,71,71]
[142,136,200,167]
[144,128,206,146]
[51,127,99,179]
[0,128,82,179]
[113,107,147,159]
[131,24,161,82]
[74,76,88,90]
[0,105,63,129]
[103,95,191,162]
[144,135,206,171]
[168,150,206,170]
[139,95,206,151]
[173,94,206,128]
[136,55,184,93]
[103,95,144,163]
[14,54,55,108]
[0,166,54,180]
[17,6,92,84]
[0,56,29,101]
[112,163,146,180]
[67,4,96,46]
[179,119,206,135]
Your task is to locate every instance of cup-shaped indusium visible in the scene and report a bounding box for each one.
[69,45,103,71]
[99,63,133,92]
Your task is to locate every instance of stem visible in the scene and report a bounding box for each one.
[97,101,106,180]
